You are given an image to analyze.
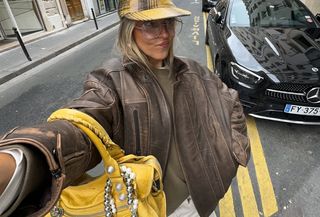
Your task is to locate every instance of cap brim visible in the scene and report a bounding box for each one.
[125,7,191,21]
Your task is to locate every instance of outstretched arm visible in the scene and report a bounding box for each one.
[0,67,122,216]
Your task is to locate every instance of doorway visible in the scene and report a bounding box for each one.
[66,0,84,21]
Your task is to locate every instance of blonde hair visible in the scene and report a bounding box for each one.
[117,17,174,72]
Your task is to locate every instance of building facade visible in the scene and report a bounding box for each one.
[0,0,118,41]
[2,0,315,42]
[302,0,320,15]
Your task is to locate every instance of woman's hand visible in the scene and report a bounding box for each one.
[0,153,16,195]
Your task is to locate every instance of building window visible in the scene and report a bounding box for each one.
[97,0,117,15]
[0,0,43,38]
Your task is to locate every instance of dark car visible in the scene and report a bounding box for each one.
[206,0,320,124]
[203,0,217,12]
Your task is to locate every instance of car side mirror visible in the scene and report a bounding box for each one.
[209,7,222,24]
[316,13,320,23]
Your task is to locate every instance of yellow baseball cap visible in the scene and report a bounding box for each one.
[118,0,191,21]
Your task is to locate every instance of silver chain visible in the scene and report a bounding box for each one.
[104,165,138,217]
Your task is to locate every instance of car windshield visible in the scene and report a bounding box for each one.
[229,0,317,28]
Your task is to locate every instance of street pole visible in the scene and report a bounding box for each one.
[91,8,99,30]
[12,27,32,61]
[3,0,31,61]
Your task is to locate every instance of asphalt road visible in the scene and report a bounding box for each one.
[0,1,319,217]
[0,26,119,132]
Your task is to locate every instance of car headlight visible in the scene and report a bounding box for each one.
[230,62,264,88]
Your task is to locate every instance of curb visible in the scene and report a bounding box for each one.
[0,21,120,86]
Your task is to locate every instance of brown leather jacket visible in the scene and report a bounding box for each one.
[0,57,250,217]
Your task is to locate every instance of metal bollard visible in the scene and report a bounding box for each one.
[91,8,99,30]
[12,27,32,61]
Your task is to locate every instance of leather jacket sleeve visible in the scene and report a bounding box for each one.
[203,64,250,167]
[225,85,250,166]
[0,67,121,217]
[229,89,250,166]
[172,58,250,216]
[0,120,100,217]
[65,68,124,147]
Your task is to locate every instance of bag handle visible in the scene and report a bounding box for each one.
[48,108,164,193]
[48,108,124,177]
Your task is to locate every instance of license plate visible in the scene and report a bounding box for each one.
[284,104,320,116]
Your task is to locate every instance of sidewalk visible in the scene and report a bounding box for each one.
[0,12,120,85]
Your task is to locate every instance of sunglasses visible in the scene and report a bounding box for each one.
[135,18,183,39]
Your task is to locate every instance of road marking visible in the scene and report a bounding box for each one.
[203,12,214,71]
[205,46,213,71]
[219,187,236,217]
[203,12,278,217]
[237,166,260,217]
[247,117,278,216]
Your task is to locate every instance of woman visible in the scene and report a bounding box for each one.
[0,0,250,216]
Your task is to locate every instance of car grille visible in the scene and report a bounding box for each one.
[265,83,315,103]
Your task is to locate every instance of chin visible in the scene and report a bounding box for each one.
[155,52,169,61]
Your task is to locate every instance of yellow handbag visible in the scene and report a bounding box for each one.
[46,108,166,217]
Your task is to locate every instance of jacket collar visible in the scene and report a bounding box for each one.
[172,57,189,79]
[121,56,190,80]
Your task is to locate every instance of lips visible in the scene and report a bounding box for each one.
[157,41,170,48]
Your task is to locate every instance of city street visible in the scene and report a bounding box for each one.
[0,1,320,217]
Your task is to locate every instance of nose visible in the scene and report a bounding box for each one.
[158,24,170,38]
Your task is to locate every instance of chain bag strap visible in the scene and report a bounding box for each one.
[46,109,165,217]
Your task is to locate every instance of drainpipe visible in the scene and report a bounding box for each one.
[3,0,22,38]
